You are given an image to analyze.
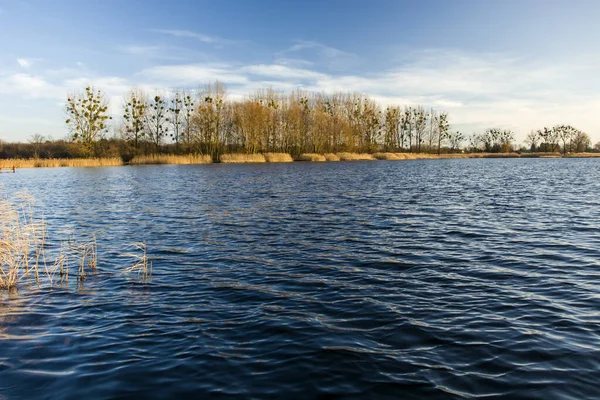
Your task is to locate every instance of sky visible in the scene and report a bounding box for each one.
[0,0,599,144]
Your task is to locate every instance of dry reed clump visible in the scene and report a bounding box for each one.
[0,191,99,290]
[297,153,326,162]
[122,242,152,282]
[219,153,266,163]
[336,152,376,161]
[264,153,294,163]
[373,152,404,160]
[0,158,123,169]
[324,153,340,161]
[566,152,600,158]
[129,154,212,165]
[0,193,45,289]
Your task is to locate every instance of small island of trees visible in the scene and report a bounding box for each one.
[0,81,598,166]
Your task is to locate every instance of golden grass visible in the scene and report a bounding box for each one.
[219,153,266,163]
[1,151,596,171]
[129,154,212,165]
[336,152,376,161]
[0,190,100,290]
[0,158,123,169]
[297,153,326,162]
[566,152,600,158]
[374,152,404,160]
[264,153,294,163]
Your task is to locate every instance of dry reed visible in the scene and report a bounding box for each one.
[219,153,267,163]
[0,189,101,290]
[336,152,376,161]
[373,152,404,160]
[0,158,123,169]
[324,153,340,161]
[264,153,294,163]
[297,153,326,162]
[566,152,600,158]
[122,242,152,282]
[129,154,212,165]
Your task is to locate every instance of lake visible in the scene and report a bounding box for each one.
[1,158,600,399]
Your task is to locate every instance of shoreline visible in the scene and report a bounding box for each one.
[1,151,599,169]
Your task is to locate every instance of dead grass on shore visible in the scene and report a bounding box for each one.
[219,153,267,163]
[566,152,600,158]
[297,153,327,162]
[336,152,376,161]
[374,152,405,160]
[0,158,123,169]
[129,154,212,165]
[1,151,598,171]
[264,153,294,163]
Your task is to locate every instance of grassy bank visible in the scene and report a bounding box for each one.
[2,151,600,169]
[129,154,212,165]
[0,158,123,169]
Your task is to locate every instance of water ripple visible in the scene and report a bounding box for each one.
[1,159,600,398]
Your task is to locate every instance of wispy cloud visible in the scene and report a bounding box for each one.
[150,29,242,46]
[240,64,326,81]
[137,63,248,86]
[276,40,359,71]
[17,59,31,68]
[16,57,44,69]
[0,73,63,99]
[116,45,162,55]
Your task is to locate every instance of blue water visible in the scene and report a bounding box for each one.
[1,158,600,399]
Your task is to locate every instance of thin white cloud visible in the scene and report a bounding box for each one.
[277,40,359,71]
[17,58,32,68]
[274,57,315,68]
[240,64,326,81]
[0,73,62,98]
[116,45,162,55]
[138,64,249,86]
[153,29,216,43]
[150,29,242,46]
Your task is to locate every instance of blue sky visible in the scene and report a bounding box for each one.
[1,0,599,143]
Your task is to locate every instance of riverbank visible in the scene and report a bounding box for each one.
[1,152,599,169]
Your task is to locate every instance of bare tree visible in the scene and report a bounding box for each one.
[525,130,538,152]
[145,94,169,152]
[122,88,148,150]
[169,90,184,151]
[28,133,46,158]
[437,112,449,155]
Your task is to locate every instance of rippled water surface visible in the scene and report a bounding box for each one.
[1,158,600,399]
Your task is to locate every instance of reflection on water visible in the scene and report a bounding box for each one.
[1,158,600,399]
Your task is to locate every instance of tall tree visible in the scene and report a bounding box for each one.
[169,90,184,151]
[145,94,169,152]
[65,86,112,155]
[525,130,538,152]
[122,88,148,150]
[448,130,464,152]
[437,112,449,155]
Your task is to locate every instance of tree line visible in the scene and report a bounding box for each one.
[0,82,596,160]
